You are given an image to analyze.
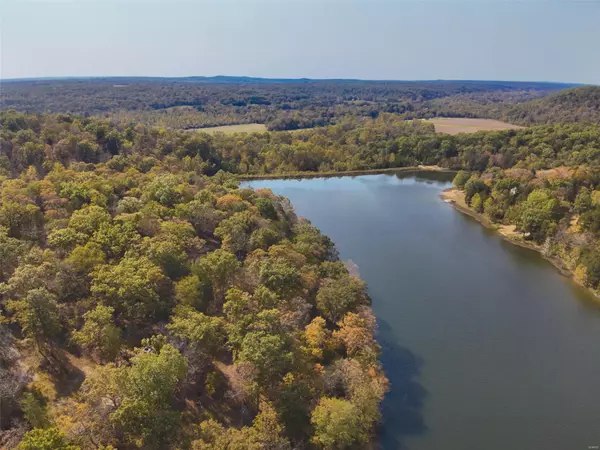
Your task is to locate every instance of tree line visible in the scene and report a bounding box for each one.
[2,111,600,179]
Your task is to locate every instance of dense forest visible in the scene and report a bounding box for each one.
[0,123,388,448]
[0,78,584,131]
[2,77,600,449]
[1,111,600,178]
[501,86,600,125]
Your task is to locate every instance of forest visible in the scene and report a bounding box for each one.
[0,120,388,449]
[1,78,600,449]
[1,111,600,178]
[1,78,586,131]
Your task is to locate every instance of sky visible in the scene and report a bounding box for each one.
[1,0,599,84]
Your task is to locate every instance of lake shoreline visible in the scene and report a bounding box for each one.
[238,165,453,180]
[441,187,600,299]
[246,174,600,448]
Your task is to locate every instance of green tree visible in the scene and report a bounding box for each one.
[192,420,259,450]
[138,235,189,279]
[91,221,140,259]
[90,257,169,324]
[191,403,290,450]
[310,397,366,449]
[254,198,278,220]
[143,174,186,207]
[0,201,43,239]
[259,260,303,298]
[452,170,471,189]
[18,428,80,450]
[250,227,281,251]
[83,343,187,449]
[471,192,484,212]
[316,276,368,323]
[174,274,207,308]
[68,205,111,236]
[20,392,49,428]
[251,402,291,449]
[214,211,256,254]
[72,304,121,363]
[238,331,293,389]
[167,306,226,357]
[46,227,89,255]
[0,226,28,281]
[6,288,61,349]
[518,189,562,242]
[464,176,489,204]
[580,207,600,234]
[195,249,240,300]
[66,242,106,272]
[574,187,592,214]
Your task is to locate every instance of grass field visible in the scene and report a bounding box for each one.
[426,118,524,135]
[190,123,267,134]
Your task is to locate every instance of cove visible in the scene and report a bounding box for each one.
[244,172,600,450]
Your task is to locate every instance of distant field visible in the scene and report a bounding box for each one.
[426,118,524,135]
[190,123,267,134]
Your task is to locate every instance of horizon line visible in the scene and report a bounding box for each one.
[0,75,585,86]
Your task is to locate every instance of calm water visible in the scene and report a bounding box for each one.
[244,172,600,450]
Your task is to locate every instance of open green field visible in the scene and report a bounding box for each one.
[426,118,524,135]
[189,123,267,134]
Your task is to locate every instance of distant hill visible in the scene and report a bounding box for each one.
[503,86,600,125]
[0,76,585,131]
[0,77,576,115]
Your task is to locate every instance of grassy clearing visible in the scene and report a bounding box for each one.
[188,123,267,134]
[426,118,524,135]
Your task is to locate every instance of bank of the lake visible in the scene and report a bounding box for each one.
[244,172,600,450]
[441,187,600,298]
[237,165,452,180]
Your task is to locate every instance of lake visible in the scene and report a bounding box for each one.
[243,172,600,450]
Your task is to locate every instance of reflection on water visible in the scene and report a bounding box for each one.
[244,172,600,450]
[377,319,427,448]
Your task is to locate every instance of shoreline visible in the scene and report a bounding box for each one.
[238,165,454,180]
[441,188,599,298]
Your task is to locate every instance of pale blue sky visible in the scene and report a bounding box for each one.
[1,0,599,83]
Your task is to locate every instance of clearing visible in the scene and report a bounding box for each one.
[426,118,524,135]
[189,123,267,134]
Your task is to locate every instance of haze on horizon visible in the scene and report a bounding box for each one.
[1,0,599,84]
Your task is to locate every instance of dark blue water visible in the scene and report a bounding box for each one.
[244,172,600,450]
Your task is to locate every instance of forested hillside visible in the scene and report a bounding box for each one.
[0,78,575,130]
[502,86,600,125]
[0,116,388,448]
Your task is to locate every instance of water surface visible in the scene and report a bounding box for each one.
[244,172,600,450]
